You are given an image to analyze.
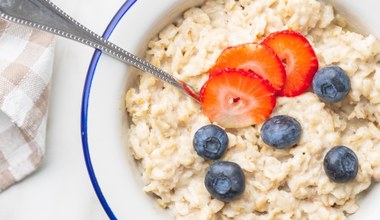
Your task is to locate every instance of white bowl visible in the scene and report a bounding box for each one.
[82,0,380,219]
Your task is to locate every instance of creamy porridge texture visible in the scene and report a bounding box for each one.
[125,0,380,219]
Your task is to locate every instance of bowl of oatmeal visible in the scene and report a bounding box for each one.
[82,0,380,219]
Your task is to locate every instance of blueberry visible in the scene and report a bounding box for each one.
[193,124,228,160]
[312,66,351,103]
[323,146,358,183]
[204,161,245,202]
[260,115,302,149]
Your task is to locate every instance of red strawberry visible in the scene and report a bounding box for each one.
[208,43,286,92]
[200,68,276,128]
[262,30,319,97]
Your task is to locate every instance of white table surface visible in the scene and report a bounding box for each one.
[0,0,127,219]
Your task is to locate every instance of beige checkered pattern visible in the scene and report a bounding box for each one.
[0,19,55,191]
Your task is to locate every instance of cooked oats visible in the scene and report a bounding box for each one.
[126,0,380,219]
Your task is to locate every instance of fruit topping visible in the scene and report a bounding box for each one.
[208,43,286,92]
[204,161,245,202]
[260,115,302,149]
[312,66,351,103]
[262,30,319,97]
[193,124,229,160]
[199,68,276,128]
[323,146,358,183]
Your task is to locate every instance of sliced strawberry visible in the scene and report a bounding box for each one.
[200,68,276,128]
[208,43,286,92]
[262,30,319,97]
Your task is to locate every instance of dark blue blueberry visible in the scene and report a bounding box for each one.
[312,66,351,103]
[260,115,302,149]
[204,161,245,202]
[193,124,228,160]
[323,146,358,183]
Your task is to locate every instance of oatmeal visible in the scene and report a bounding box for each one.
[125,0,380,219]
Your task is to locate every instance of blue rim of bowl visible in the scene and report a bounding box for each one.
[80,0,138,219]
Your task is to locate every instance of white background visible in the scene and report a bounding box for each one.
[0,0,126,219]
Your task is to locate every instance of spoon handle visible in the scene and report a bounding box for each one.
[0,0,200,101]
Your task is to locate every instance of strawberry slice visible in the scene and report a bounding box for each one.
[208,43,286,92]
[200,68,276,128]
[262,30,319,97]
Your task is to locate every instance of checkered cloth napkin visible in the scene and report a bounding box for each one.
[0,20,55,191]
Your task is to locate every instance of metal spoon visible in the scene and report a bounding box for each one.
[0,0,200,102]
